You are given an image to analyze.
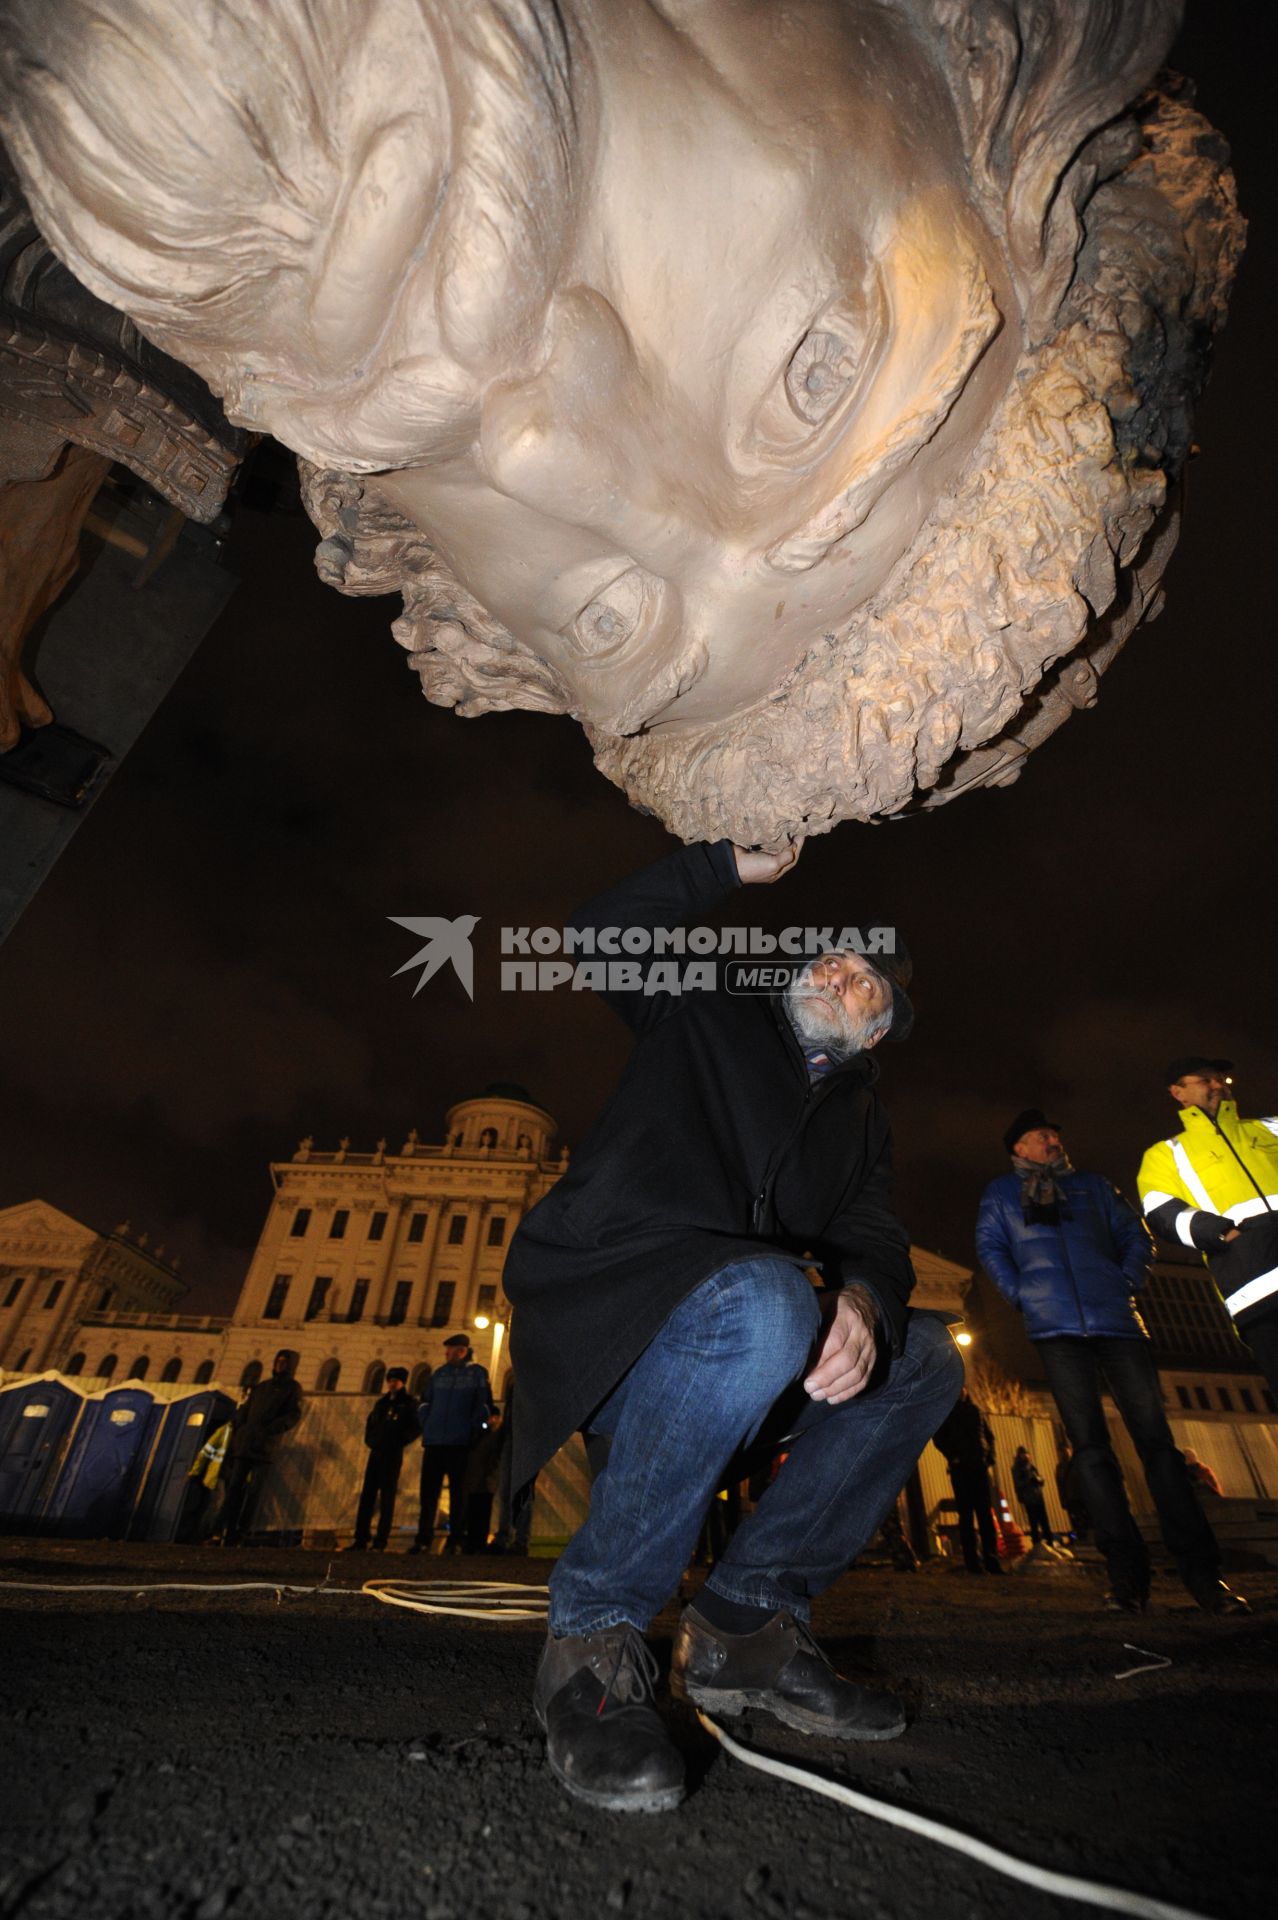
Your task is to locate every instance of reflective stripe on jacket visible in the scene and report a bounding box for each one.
[1137,1101,1278,1322]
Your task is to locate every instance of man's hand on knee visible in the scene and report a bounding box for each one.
[803,1287,878,1404]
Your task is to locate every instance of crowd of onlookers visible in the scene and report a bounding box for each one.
[182,1334,533,1555]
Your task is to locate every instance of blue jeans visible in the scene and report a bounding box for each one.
[550,1258,963,1635]
[1034,1336,1218,1594]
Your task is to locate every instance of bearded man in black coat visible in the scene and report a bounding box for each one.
[505,840,962,1812]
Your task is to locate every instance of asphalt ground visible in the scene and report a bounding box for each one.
[1,1539,1274,1920]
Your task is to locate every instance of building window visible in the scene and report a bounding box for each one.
[43,1279,64,1310]
[66,1353,85,1376]
[1194,1385,1211,1410]
[15,1347,32,1370]
[99,1353,118,1380]
[411,1362,431,1396]
[364,1362,386,1395]
[130,1356,150,1380]
[329,1209,349,1240]
[304,1276,332,1322]
[1240,1387,1257,1413]
[407,1212,427,1244]
[317,1359,341,1392]
[452,1132,463,1147]
[1264,1390,1277,1414]
[368,1211,388,1242]
[517,1133,531,1151]
[3,1276,23,1308]
[1176,1385,1192,1409]
[1217,1386,1234,1411]
[97,1287,114,1311]
[347,1279,369,1324]
[487,1216,507,1248]
[161,1358,182,1383]
[290,1208,311,1237]
[388,1281,412,1326]
[194,1360,214,1384]
[447,1214,467,1246]
[241,1360,263,1389]
[477,1284,497,1313]
[263,1275,291,1321]
[431,1281,456,1327]
[480,1127,498,1148]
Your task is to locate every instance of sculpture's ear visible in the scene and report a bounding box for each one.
[767,202,1000,575]
[916,0,1182,341]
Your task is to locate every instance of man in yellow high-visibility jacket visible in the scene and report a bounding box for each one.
[1137,1057,1278,1398]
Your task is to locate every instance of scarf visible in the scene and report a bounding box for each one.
[1012,1151,1073,1222]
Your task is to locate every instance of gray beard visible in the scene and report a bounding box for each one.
[784,973,882,1061]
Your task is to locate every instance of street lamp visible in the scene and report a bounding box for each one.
[474,1313,506,1384]
[955,1330,973,1347]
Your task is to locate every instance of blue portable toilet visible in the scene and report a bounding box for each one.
[130,1387,235,1541]
[45,1383,164,1538]
[0,1377,85,1532]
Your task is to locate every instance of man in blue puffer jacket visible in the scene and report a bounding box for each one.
[975,1110,1243,1615]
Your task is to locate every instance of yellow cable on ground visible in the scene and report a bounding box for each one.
[697,1712,1214,1920]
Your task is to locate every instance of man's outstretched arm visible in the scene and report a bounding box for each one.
[567,838,801,1032]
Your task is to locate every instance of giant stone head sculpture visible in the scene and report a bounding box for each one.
[0,0,1243,842]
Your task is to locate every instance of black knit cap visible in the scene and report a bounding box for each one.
[1003,1108,1060,1155]
[386,1366,408,1382]
[443,1334,470,1349]
[1166,1055,1233,1084]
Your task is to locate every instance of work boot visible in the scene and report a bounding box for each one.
[671,1604,906,1741]
[534,1626,685,1814]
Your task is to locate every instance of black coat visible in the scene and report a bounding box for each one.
[364,1390,419,1453]
[934,1399,995,1473]
[227,1371,302,1464]
[505,841,916,1487]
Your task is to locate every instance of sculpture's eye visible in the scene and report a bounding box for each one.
[752,281,885,452]
[569,567,659,656]
[786,329,861,426]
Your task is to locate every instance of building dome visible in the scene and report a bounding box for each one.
[444,1088,557,1159]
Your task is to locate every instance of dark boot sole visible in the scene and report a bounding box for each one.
[544,1749,685,1814]
[677,1680,905,1742]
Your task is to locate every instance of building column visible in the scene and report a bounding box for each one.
[459,1202,488,1324]
[414,1200,447,1323]
[370,1194,411,1321]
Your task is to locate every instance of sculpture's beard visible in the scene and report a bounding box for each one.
[785,972,884,1061]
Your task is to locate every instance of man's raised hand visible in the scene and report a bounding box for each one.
[732,839,804,885]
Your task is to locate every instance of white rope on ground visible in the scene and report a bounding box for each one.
[362,1578,551,1622]
[697,1712,1214,1920]
[1114,1644,1173,1681]
[0,1579,345,1597]
[0,1575,551,1622]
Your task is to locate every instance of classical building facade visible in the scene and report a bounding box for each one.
[217,1084,564,1395]
[0,1201,184,1377]
[2,1086,566,1396]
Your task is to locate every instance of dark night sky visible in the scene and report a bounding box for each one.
[0,1,1272,1315]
